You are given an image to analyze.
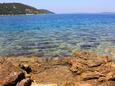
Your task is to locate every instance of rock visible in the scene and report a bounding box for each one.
[16,78,32,86]
[0,60,20,80]
[31,82,58,86]
[64,81,75,86]
[69,59,88,74]
[69,62,85,75]
[81,71,103,80]
[1,52,115,86]
[103,56,112,63]
[0,80,3,85]
[98,77,107,82]
[25,74,31,78]
[3,72,25,86]
[74,82,92,86]
[0,58,6,64]
[97,81,115,86]
[31,82,38,86]
[19,64,32,73]
[106,72,115,81]
[74,51,97,60]
[31,65,74,85]
[87,60,103,67]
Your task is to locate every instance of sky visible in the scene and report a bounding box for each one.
[0,0,115,14]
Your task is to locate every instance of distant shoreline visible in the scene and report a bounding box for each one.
[0,13,54,16]
[0,13,115,16]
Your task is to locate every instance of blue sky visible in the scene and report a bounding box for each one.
[0,0,115,13]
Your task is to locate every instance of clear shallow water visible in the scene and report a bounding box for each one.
[0,14,115,57]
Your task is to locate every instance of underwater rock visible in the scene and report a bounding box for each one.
[80,44,91,49]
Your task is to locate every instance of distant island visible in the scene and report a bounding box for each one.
[0,3,54,15]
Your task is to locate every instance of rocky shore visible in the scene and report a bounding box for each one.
[0,51,115,86]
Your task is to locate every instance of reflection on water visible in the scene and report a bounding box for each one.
[0,14,115,57]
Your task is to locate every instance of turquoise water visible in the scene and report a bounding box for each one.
[0,14,115,57]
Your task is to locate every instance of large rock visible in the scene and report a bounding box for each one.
[81,71,103,80]
[86,60,103,67]
[16,78,32,86]
[69,60,88,74]
[3,72,25,86]
[0,58,20,80]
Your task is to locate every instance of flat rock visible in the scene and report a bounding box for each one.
[74,82,93,86]
[81,71,103,80]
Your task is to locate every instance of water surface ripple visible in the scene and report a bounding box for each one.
[0,14,115,57]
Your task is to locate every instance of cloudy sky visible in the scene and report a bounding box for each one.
[0,0,115,13]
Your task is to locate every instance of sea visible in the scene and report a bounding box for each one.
[0,14,115,57]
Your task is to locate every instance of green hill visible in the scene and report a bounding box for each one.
[0,3,54,15]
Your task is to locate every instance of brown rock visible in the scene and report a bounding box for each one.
[98,77,107,82]
[16,78,32,86]
[87,60,102,67]
[70,63,86,75]
[25,74,31,79]
[69,59,88,74]
[3,72,25,86]
[74,82,93,86]
[81,71,103,80]
[0,60,20,80]
[19,64,32,73]
[0,80,3,85]
[106,72,115,81]
[31,83,58,86]
[97,81,115,86]
[74,51,97,60]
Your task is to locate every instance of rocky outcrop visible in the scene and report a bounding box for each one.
[68,51,115,86]
[0,58,32,86]
[0,51,115,86]
[3,72,25,86]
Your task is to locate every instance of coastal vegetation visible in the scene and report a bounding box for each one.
[0,3,54,15]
